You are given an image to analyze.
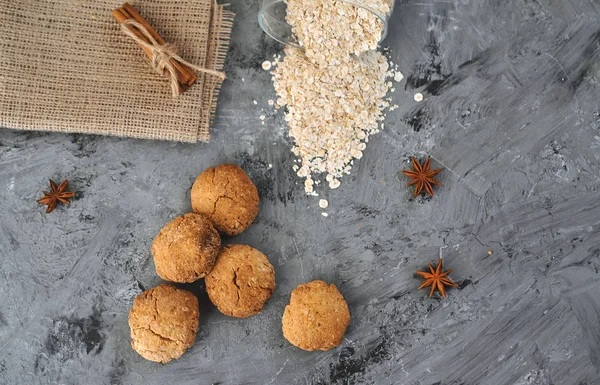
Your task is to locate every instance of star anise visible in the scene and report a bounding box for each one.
[416,258,458,298]
[37,179,76,213]
[402,157,442,198]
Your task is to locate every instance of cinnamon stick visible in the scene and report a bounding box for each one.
[111,9,153,59]
[113,8,184,94]
[122,3,164,44]
[112,4,197,93]
[122,3,197,86]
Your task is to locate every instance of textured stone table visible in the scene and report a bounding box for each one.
[1,0,599,384]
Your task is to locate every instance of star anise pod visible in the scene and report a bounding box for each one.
[37,179,76,214]
[416,258,458,298]
[402,157,442,198]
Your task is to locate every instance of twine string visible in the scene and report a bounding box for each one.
[120,19,226,97]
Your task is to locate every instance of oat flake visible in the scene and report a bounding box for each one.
[262,60,272,71]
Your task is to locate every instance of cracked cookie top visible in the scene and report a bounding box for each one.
[128,284,200,363]
[152,213,221,283]
[282,280,350,351]
[205,244,275,318]
[190,164,260,236]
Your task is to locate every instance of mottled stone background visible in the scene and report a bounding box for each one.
[1,0,599,384]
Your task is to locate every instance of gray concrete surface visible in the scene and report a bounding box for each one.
[1,0,600,384]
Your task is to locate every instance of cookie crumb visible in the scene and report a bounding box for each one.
[253,100,258,105]
[414,93,423,102]
[260,115,266,121]
[394,71,404,82]
[321,212,328,217]
[319,199,329,208]
[268,99,274,106]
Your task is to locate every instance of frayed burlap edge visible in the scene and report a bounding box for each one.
[198,3,235,142]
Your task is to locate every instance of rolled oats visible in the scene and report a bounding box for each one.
[272,0,400,196]
[287,0,392,65]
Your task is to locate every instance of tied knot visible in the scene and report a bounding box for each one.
[120,19,226,97]
[150,42,178,74]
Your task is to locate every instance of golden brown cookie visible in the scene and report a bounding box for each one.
[129,284,199,363]
[152,213,221,283]
[191,164,260,236]
[206,244,276,318]
[282,280,350,351]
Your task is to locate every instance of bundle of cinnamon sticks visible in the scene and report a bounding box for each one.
[112,3,198,94]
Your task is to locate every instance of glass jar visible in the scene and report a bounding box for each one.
[258,0,396,48]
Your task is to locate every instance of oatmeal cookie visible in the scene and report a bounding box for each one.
[206,244,275,318]
[282,280,350,351]
[191,164,259,236]
[129,284,199,363]
[152,213,221,283]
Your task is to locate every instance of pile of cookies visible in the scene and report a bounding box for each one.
[128,164,350,363]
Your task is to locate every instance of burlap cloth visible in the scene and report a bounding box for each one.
[0,1,234,142]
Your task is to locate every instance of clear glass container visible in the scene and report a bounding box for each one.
[258,0,395,48]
